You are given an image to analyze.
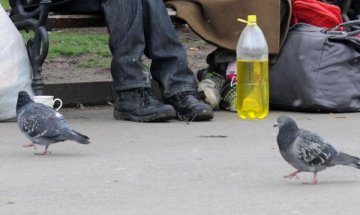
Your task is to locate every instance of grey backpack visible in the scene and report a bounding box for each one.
[270,22,360,112]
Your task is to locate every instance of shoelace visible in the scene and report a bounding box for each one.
[139,88,157,106]
[175,91,201,101]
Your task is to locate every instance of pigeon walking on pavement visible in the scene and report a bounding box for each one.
[16,91,90,155]
[274,115,360,184]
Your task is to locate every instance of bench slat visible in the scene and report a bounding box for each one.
[47,8,177,29]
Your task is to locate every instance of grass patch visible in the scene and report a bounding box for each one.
[0,0,10,9]
[20,30,111,69]
[8,0,112,70]
[51,45,88,57]
[47,31,111,69]
[47,32,110,59]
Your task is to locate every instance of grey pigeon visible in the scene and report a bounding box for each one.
[274,115,360,184]
[16,91,90,155]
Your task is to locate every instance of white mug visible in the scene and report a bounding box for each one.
[32,95,63,111]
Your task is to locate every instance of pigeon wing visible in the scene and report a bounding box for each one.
[294,129,338,167]
[17,103,68,140]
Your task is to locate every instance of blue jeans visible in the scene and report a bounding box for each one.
[102,0,196,98]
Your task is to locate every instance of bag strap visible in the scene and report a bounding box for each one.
[324,20,360,50]
[332,20,360,31]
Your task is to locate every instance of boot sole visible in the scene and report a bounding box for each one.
[177,109,213,121]
[114,109,176,122]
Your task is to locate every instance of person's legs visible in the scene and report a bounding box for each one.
[142,0,196,98]
[102,0,213,121]
[102,0,151,91]
[102,0,176,122]
[141,0,213,121]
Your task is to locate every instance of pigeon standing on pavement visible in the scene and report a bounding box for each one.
[16,91,90,155]
[274,115,360,184]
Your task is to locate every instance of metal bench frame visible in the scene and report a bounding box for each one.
[10,0,50,95]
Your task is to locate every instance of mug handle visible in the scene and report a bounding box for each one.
[53,98,63,111]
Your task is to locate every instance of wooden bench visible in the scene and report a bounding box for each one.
[9,1,179,96]
[46,8,177,29]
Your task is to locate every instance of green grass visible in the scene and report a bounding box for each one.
[47,32,110,59]
[3,0,111,69]
[0,0,10,9]
[21,30,111,69]
[48,32,111,69]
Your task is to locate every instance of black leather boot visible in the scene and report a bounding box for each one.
[165,91,213,121]
[114,88,176,122]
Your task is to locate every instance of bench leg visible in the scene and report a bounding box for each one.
[26,25,49,95]
[10,1,51,95]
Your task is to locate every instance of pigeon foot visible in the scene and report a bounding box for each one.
[302,173,318,185]
[34,151,51,155]
[34,145,51,155]
[22,143,36,150]
[283,170,301,179]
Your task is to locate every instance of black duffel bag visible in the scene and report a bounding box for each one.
[270,21,360,112]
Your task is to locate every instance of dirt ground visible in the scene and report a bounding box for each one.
[42,25,217,84]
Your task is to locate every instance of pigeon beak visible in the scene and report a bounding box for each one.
[273,123,278,128]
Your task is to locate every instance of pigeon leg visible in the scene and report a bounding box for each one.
[303,172,318,185]
[22,143,37,150]
[283,170,301,179]
[34,145,50,155]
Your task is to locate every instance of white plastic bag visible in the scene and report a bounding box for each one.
[0,4,34,121]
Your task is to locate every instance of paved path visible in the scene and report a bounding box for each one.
[1,106,360,215]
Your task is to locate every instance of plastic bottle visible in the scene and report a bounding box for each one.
[236,15,269,119]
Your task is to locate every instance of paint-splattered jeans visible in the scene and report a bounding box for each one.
[102,0,196,98]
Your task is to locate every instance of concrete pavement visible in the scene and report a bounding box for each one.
[1,105,360,215]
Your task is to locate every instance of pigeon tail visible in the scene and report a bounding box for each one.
[331,152,360,169]
[69,130,90,144]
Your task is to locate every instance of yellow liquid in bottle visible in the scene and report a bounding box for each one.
[236,59,269,119]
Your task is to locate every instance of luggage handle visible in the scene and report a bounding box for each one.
[329,20,360,36]
[323,29,360,36]
[332,20,360,30]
